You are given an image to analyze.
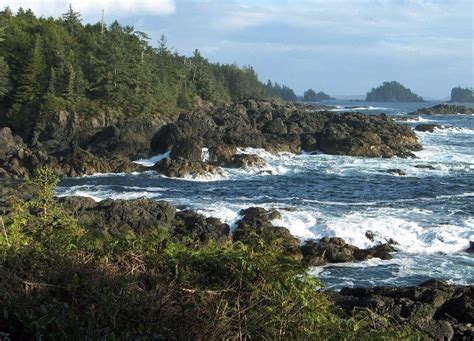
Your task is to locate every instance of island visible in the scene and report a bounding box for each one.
[450,86,474,103]
[366,81,424,102]
[302,89,335,102]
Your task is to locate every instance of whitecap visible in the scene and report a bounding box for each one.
[133,151,170,166]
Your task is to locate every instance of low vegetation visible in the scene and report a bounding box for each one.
[0,168,422,339]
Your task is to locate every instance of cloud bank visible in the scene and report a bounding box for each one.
[3,0,176,18]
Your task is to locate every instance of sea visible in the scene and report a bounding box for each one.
[57,100,474,289]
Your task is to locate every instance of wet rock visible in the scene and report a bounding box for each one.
[466,241,474,253]
[300,237,395,266]
[150,101,422,160]
[169,139,203,162]
[225,154,266,169]
[208,145,237,165]
[386,168,406,176]
[414,124,443,132]
[172,210,230,245]
[410,104,474,116]
[413,164,435,170]
[153,158,222,179]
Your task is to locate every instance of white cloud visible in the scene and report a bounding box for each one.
[2,0,176,18]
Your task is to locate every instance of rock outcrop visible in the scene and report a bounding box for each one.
[0,111,169,179]
[151,99,421,159]
[410,104,474,116]
[414,124,443,132]
[331,279,474,340]
[300,237,396,266]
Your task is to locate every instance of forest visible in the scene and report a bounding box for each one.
[0,6,295,135]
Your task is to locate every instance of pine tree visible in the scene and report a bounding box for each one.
[0,23,9,98]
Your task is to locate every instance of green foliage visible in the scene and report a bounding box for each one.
[303,88,333,102]
[366,81,424,102]
[0,169,421,339]
[0,22,9,99]
[264,79,297,101]
[0,7,296,133]
[450,86,473,103]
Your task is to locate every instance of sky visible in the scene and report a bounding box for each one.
[3,0,473,99]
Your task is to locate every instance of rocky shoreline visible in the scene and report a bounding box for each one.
[1,99,473,339]
[1,99,422,179]
[1,180,472,340]
[409,104,474,116]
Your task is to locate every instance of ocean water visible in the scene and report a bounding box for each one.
[57,101,474,289]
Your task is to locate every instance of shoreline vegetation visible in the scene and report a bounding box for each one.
[1,7,473,340]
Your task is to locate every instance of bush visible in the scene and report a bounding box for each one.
[0,169,421,339]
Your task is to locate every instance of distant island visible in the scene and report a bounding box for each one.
[366,81,424,102]
[450,86,474,103]
[302,89,334,102]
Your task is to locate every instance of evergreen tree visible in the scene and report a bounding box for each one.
[0,22,9,98]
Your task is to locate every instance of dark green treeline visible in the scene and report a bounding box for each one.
[0,6,296,134]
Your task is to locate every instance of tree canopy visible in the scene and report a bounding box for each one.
[366,81,424,102]
[302,89,334,102]
[0,7,296,133]
[450,86,473,103]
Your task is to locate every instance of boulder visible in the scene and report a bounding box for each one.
[386,169,406,176]
[169,139,203,162]
[172,210,230,244]
[208,145,237,165]
[466,241,474,253]
[225,154,266,169]
[300,237,395,266]
[153,158,222,179]
[331,279,473,340]
[414,124,443,133]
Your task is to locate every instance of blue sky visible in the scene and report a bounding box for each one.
[4,0,473,98]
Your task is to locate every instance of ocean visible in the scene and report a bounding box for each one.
[57,100,474,289]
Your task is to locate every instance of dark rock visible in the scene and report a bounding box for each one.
[386,168,406,176]
[85,117,166,159]
[225,154,266,169]
[208,145,237,165]
[169,139,203,162]
[153,158,222,179]
[61,198,176,236]
[413,164,435,170]
[466,241,474,253]
[301,237,395,266]
[172,210,230,244]
[331,279,473,340]
[150,101,422,160]
[263,118,288,135]
[414,124,443,132]
[410,104,474,116]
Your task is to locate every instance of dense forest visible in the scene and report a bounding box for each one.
[366,81,424,102]
[262,80,297,101]
[302,89,334,102]
[0,6,296,135]
[450,86,473,103]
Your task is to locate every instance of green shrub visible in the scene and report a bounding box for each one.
[0,169,422,339]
